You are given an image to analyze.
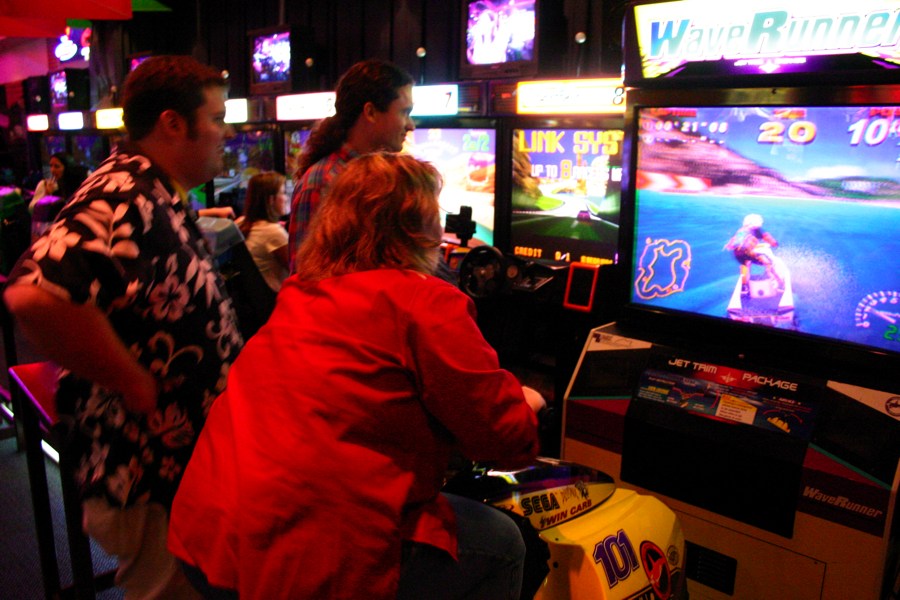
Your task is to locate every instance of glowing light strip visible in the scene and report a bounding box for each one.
[26,114,50,132]
[516,79,625,114]
[411,84,459,116]
[95,108,124,129]
[276,92,336,121]
[225,99,248,124]
[42,440,59,464]
[0,404,57,461]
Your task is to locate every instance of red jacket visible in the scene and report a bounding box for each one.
[168,269,540,599]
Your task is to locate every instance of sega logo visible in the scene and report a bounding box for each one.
[521,493,561,515]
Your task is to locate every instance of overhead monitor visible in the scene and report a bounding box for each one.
[248,25,313,95]
[459,0,539,80]
[48,70,68,110]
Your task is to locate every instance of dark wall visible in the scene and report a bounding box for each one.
[116,0,626,96]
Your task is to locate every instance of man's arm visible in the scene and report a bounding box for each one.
[4,284,157,415]
[198,206,236,219]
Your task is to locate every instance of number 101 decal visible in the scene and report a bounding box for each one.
[593,529,639,589]
[593,530,675,599]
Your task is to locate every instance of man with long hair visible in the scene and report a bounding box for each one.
[287,58,416,268]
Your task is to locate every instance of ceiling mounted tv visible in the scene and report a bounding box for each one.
[48,70,69,111]
[459,0,539,80]
[48,68,89,112]
[248,25,314,96]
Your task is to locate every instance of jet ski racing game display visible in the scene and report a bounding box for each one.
[560,1,900,598]
[632,103,900,344]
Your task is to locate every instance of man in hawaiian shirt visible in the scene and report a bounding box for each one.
[4,55,243,599]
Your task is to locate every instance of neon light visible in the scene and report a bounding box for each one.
[225,99,248,124]
[95,108,124,130]
[275,92,335,121]
[26,114,50,132]
[54,35,78,62]
[54,26,92,64]
[58,112,84,130]
[411,84,459,116]
[516,79,625,114]
[634,0,900,79]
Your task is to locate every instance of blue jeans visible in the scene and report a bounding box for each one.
[180,560,238,600]
[397,493,526,600]
[181,493,526,599]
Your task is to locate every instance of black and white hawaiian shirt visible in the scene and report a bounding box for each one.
[8,144,244,509]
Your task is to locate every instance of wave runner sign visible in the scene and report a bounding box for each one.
[629,0,900,81]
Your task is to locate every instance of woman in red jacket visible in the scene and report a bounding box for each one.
[168,152,545,599]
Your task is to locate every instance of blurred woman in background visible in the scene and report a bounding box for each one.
[28,152,89,240]
[237,171,290,292]
[29,151,88,212]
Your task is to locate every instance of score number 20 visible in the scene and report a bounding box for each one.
[758,117,899,147]
[757,121,817,145]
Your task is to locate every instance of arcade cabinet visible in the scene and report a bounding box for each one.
[561,1,900,598]
[455,77,628,455]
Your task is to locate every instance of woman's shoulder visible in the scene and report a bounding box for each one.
[250,220,288,239]
[252,219,287,232]
[350,269,466,303]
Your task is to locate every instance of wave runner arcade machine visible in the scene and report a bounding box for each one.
[561,1,900,598]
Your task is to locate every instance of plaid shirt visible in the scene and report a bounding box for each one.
[287,143,359,269]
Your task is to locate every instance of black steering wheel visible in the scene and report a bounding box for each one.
[457,246,507,299]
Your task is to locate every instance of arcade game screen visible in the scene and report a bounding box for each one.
[403,127,497,246]
[214,129,277,213]
[283,128,312,196]
[630,105,900,355]
[41,134,67,169]
[219,129,277,181]
[72,134,108,171]
[511,127,624,265]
